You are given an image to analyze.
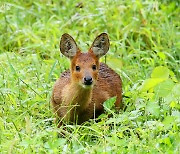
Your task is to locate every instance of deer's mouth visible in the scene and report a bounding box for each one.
[79,78,94,89]
[83,76,93,86]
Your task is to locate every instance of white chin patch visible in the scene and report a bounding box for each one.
[81,84,93,89]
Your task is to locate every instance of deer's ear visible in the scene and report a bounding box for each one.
[90,33,110,58]
[60,33,79,58]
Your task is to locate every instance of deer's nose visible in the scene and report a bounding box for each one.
[84,76,93,85]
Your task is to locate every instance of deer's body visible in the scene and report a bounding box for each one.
[52,33,122,126]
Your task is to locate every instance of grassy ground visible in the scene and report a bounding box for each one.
[0,0,179,153]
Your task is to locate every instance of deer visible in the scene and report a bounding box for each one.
[52,33,122,127]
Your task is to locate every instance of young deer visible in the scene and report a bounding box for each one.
[52,33,122,126]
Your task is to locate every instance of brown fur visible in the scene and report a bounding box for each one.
[51,33,122,126]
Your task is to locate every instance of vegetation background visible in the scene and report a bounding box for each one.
[0,0,179,153]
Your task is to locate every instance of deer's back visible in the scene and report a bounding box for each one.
[94,62,122,99]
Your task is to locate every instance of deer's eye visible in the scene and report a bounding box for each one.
[75,66,80,72]
[92,65,96,71]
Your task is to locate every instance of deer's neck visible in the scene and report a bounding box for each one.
[63,83,92,110]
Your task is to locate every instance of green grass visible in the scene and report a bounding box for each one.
[0,0,180,153]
